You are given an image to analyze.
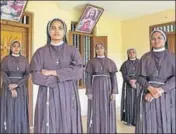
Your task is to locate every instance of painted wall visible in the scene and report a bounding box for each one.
[121,9,175,60]
[25,1,124,118]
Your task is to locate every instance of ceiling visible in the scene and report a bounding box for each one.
[57,1,175,20]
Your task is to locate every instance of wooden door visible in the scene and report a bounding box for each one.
[167,33,175,54]
[91,36,107,58]
[1,25,28,59]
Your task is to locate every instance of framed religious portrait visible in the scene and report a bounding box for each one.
[75,4,104,34]
[0,0,27,22]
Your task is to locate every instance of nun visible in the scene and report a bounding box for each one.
[120,48,140,126]
[30,18,84,133]
[85,43,118,133]
[0,40,30,133]
[135,30,175,133]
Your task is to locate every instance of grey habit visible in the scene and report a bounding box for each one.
[0,43,30,133]
[86,56,118,133]
[30,18,84,133]
[135,30,175,133]
[120,54,140,126]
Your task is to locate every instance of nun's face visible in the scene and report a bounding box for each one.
[128,49,136,59]
[151,32,165,49]
[49,20,65,42]
[96,44,105,56]
[11,42,21,54]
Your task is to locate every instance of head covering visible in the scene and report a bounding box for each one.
[95,43,106,57]
[150,29,167,42]
[150,29,167,50]
[95,42,104,48]
[9,40,21,55]
[127,48,137,60]
[46,18,67,44]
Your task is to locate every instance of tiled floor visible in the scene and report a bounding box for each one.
[82,109,135,133]
[30,109,135,133]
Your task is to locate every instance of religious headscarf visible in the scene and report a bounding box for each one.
[46,18,68,44]
[9,40,21,55]
[150,29,167,51]
[150,29,167,42]
[95,43,107,57]
[127,48,137,60]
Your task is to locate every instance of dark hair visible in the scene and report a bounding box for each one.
[46,18,67,44]
[9,40,21,55]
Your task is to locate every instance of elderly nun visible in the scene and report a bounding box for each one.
[120,48,140,126]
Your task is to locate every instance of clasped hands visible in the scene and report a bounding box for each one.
[129,79,137,89]
[8,84,18,98]
[145,85,164,102]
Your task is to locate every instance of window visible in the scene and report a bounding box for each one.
[68,22,93,88]
[68,22,108,88]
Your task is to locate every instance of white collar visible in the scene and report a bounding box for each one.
[130,58,136,61]
[153,47,165,52]
[51,41,64,46]
[97,55,105,58]
[12,53,20,57]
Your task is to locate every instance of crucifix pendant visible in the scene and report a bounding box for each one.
[17,65,19,71]
[56,59,59,65]
[154,70,158,76]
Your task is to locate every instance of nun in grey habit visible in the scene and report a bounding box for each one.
[135,30,175,133]
[0,40,30,133]
[30,18,84,133]
[120,48,140,126]
[85,43,118,133]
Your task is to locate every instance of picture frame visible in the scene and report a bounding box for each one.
[0,0,27,22]
[75,4,104,34]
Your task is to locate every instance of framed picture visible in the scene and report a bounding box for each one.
[0,0,27,22]
[75,4,104,34]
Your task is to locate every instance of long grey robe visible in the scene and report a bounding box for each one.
[120,59,140,126]
[30,43,84,133]
[135,50,176,133]
[0,55,30,133]
[86,57,118,133]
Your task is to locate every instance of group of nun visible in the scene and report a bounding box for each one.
[0,18,175,134]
